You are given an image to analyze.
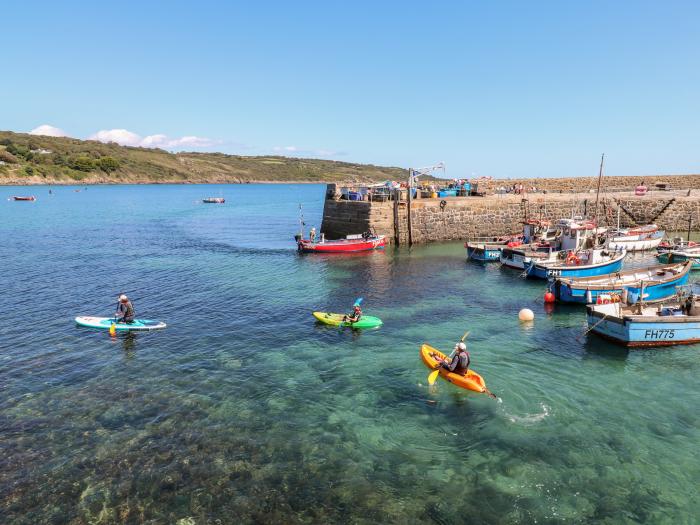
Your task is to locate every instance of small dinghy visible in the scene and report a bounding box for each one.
[12,196,36,201]
[203,197,225,204]
[298,234,386,253]
[75,316,166,331]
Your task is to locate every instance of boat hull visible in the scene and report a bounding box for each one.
[466,243,502,262]
[586,305,700,347]
[608,232,663,251]
[527,251,626,280]
[554,262,691,304]
[298,236,386,253]
[656,251,700,269]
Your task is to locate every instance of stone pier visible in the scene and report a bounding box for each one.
[320,182,700,245]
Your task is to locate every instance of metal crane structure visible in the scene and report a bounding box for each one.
[407,162,446,246]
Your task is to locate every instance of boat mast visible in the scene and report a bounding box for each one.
[298,204,305,238]
[593,153,605,226]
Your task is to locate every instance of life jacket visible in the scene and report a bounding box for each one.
[455,350,470,373]
[120,301,135,320]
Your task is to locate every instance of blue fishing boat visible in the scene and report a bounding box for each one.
[656,248,700,269]
[526,248,626,279]
[552,261,691,304]
[586,294,700,347]
[465,241,505,262]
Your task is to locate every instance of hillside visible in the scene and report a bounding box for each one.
[0,131,406,184]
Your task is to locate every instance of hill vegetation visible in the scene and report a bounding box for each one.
[0,131,406,184]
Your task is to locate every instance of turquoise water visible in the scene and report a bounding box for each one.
[2,184,699,524]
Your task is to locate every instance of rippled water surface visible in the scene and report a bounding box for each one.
[2,184,699,524]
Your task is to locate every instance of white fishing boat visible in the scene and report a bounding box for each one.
[608,224,664,251]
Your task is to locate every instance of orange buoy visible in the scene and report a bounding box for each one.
[543,291,555,303]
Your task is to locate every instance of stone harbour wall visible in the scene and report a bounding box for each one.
[321,188,700,245]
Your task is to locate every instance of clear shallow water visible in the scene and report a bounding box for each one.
[1,184,699,524]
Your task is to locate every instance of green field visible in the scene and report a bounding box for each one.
[0,130,405,184]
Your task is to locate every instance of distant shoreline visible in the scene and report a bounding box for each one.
[0,178,331,186]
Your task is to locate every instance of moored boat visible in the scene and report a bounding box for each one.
[657,237,699,253]
[608,227,664,251]
[586,296,700,347]
[499,245,551,270]
[526,248,626,280]
[552,261,691,304]
[298,234,386,253]
[203,197,225,203]
[12,196,36,201]
[656,248,700,269]
[465,241,507,262]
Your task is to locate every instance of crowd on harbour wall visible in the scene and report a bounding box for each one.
[320,177,700,245]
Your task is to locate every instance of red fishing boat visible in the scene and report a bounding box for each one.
[297,233,386,253]
[12,196,36,201]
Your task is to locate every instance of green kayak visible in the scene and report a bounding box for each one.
[312,311,383,329]
[75,316,166,331]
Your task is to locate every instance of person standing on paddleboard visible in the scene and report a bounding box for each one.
[115,294,135,324]
[438,342,470,375]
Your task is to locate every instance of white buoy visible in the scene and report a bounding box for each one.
[518,308,534,322]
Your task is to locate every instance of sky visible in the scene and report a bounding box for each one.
[1,1,699,178]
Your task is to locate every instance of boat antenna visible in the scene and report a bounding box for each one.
[593,153,605,226]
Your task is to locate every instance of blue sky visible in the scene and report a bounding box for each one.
[1,1,698,178]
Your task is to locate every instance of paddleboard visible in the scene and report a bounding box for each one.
[75,316,166,331]
[312,311,383,329]
[420,343,487,393]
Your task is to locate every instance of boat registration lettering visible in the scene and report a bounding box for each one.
[547,269,562,277]
[644,329,675,339]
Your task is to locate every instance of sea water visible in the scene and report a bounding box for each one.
[1,184,698,523]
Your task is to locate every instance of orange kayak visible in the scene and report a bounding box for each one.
[420,343,488,394]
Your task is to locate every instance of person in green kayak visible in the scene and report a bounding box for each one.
[115,294,135,324]
[436,342,470,375]
[342,304,362,324]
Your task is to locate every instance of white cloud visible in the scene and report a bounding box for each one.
[273,145,299,152]
[29,124,68,137]
[89,129,220,150]
[90,129,142,147]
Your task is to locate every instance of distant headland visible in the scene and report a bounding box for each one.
[1,129,699,186]
[0,130,404,185]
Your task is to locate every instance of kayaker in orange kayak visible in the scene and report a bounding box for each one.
[434,342,470,374]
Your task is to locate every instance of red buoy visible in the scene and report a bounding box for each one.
[543,292,555,303]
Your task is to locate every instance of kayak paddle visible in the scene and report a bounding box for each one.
[428,330,470,386]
